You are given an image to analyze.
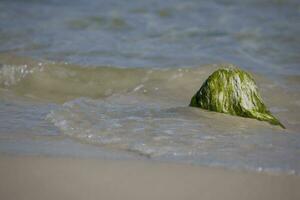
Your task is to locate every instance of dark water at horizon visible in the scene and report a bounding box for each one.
[0,0,300,175]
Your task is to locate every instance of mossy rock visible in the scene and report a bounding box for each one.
[190,66,285,128]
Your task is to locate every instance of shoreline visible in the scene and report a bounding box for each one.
[0,154,299,200]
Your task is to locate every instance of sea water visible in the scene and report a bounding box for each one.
[0,0,299,175]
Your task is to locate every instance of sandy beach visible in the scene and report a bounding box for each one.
[0,155,299,200]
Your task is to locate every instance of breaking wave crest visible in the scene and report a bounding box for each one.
[0,55,215,103]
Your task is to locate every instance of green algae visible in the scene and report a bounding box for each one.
[190,66,285,128]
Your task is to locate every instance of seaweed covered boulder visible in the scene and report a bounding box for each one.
[190,67,285,128]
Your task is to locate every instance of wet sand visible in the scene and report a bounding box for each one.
[0,155,299,200]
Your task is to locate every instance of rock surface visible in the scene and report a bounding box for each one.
[190,66,285,128]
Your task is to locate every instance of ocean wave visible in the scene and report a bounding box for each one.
[45,95,300,175]
[1,54,299,175]
[46,96,266,157]
[0,54,215,102]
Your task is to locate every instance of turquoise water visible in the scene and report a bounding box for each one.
[0,0,300,174]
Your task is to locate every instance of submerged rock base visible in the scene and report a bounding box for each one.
[190,66,285,128]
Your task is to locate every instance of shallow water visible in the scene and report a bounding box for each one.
[0,0,300,174]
